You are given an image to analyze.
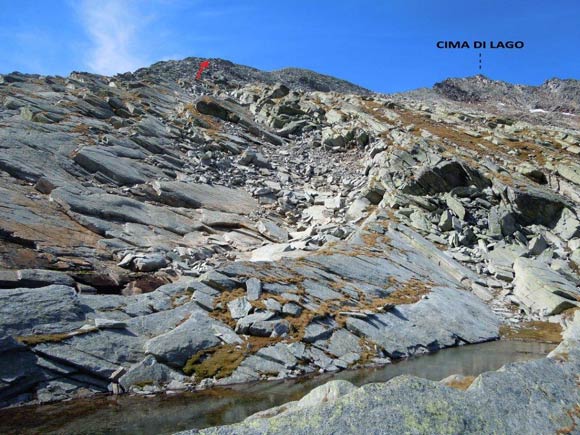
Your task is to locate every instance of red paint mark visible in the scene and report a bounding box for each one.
[196,60,210,80]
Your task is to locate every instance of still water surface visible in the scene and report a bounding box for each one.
[0,340,554,435]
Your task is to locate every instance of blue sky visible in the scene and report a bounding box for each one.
[0,0,578,92]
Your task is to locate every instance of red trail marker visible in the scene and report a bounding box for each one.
[196,60,210,80]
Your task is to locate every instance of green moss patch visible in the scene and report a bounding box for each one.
[183,344,246,379]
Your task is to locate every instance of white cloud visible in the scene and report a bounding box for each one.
[76,0,150,75]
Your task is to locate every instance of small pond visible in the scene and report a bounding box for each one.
[0,340,555,435]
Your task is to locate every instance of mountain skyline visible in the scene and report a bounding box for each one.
[1,0,579,93]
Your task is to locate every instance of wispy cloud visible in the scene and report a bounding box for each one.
[76,0,151,75]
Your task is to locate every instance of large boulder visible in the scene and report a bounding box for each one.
[118,355,189,391]
[196,96,242,122]
[557,161,580,186]
[235,312,290,337]
[345,286,499,358]
[257,220,289,243]
[227,297,253,320]
[51,186,199,235]
[553,208,580,240]
[0,269,75,289]
[513,257,580,315]
[246,380,356,420]
[149,181,258,215]
[73,147,147,186]
[33,329,145,378]
[0,286,86,336]
[487,206,518,238]
[145,312,241,368]
[508,186,567,227]
[402,160,491,196]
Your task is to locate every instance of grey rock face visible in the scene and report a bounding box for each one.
[51,186,199,236]
[528,235,548,255]
[554,208,580,240]
[324,329,362,358]
[257,220,289,243]
[345,197,370,221]
[227,297,252,319]
[0,269,75,289]
[132,254,168,272]
[118,355,188,391]
[235,312,289,337]
[246,380,356,420]
[245,278,262,301]
[282,302,302,316]
[2,57,579,409]
[403,160,491,196]
[513,257,580,315]
[445,194,467,220]
[239,150,271,168]
[438,210,454,231]
[0,286,86,336]
[145,313,240,367]
[73,147,147,186]
[571,249,580,266]
[149,180,258,215]
[199,271,240,291]
[303,317,337,343]
[195,356,580,435]
[94,318,127,329]
[557,161,580,186]
[33,328,146,378]
[509,186,568,227]
[346,286,498,358]
[488,206,518,238]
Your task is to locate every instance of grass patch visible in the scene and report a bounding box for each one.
[16,327,97,346]
[286,310,317,342]
[383,278,432,305]
[183,337,281,380]
[183,344,246,379]
[499,321,563,344]
[16,333,74,346]
[570,260,580,276]
[209,287,247,328]
[389,106,555,176]
[552,352,570,363]
[356,338,378,366]
[70,124,92,135]
[361,232,391,248]
[259,275,305,285]
[443,375,476,391]
[562,307,580,322]
[556,403,580,434]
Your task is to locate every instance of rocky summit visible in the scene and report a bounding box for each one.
[0,59,579,431]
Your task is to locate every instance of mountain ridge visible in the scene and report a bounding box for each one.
[130,57,373,95]
[4,57,579,112]
[396,74,580,115]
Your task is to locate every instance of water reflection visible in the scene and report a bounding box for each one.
[1,340,554,435]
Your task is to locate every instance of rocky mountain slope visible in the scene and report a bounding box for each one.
[0,59,579,414]
[400,74,580,129]
[434,75,580,112]
[133,57,372,94]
